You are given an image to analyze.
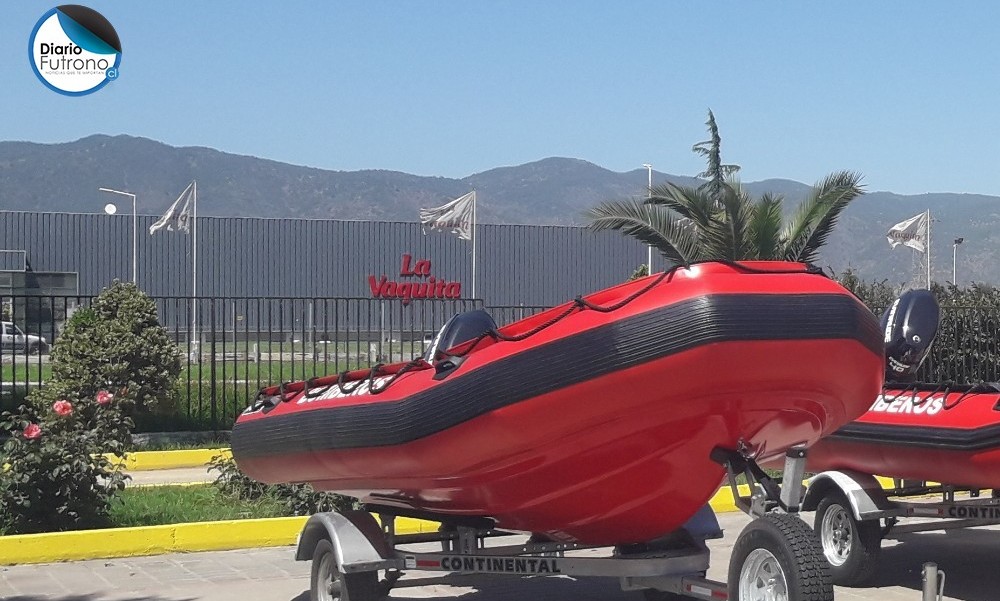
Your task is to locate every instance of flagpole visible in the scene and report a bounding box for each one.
[925,209,931,288]
[471,191,477,299]
[192,181,199,349]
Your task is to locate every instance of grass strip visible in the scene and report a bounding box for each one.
[109,484,286,528]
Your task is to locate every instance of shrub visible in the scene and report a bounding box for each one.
[836,271,1000,384]
[628,264,649,281]
[0,282,181,533]
[208,453,356,516]
[50,282,182,433]
[835,268,899,309]
[0,390,127,533]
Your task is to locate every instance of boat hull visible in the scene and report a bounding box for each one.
[233,262,884,544]
[807,385,1000,488]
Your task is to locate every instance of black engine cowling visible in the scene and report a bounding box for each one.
[880,289,939,382]
[423,309,497,363]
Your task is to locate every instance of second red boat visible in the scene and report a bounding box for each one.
[807,382,1000,487]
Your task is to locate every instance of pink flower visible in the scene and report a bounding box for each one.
[96,390,114,407]
[52,400,73,417]
[23,423,41,440]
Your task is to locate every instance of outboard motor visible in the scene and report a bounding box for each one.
[880,289,939,382]
[423,309,497,364]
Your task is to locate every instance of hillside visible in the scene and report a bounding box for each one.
[0,134,994,285]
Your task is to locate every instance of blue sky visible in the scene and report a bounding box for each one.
[3,2,1000,195]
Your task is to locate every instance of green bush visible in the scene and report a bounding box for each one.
[835,268,899,309]
[628,264,649,281]
[0,282,181,533]
[0,389,127,533]
[837,271,1000,384]
[922,283,1000,383]
[51,282,182,429]
[0,385,30,415]
[208,453,356,516]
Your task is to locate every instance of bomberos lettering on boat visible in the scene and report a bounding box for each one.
[368,254,462,305]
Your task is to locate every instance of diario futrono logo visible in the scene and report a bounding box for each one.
[29,5,121,96]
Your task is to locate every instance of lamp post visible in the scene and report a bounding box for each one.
[953,237,964,285]
[643,163,653,274]
[99,187,137,284]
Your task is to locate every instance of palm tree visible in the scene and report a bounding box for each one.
[587,111,864,267]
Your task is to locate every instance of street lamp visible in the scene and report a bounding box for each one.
[99,187,137,284]
[953,237,964,285]
[643,163,653,274]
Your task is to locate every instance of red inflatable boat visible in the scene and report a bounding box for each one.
[232,261,884,545]
[807,383,1000,487]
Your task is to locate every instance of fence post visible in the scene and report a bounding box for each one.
[209,299,217,433]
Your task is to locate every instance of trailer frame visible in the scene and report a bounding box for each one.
[294,447,833,601]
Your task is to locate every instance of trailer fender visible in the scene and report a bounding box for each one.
[801,470,892,520]
[295,510,391,570]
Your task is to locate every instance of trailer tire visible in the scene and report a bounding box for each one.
[729,513,831,601]
[310,539,380,601]
[814,492,880,586]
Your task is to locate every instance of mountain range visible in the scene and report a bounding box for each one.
[0,134,994,286]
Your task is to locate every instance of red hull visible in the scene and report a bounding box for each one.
[233,261,883,544]
[807,385,1000,488]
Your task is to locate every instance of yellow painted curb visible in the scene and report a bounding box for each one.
[875,475,895,488]
[0,514,437,566]
[706,476,920,513]
[707,483,753,513]
[0,485,774,565]
[0,478,921,565]
[105,448,232,471]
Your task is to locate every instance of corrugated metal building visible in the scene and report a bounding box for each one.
[0,211,649,306]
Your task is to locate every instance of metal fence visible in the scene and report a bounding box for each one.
[0,295,549,431]
[9,293,998,432]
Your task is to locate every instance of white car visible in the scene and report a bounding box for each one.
[1,321,49,355]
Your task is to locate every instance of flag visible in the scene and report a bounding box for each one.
[149,182,194,234]
[886,212,928,252]
[419,191,475,240]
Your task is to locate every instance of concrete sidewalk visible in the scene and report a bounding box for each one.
[4,512,998,601]
[125,467,214,487]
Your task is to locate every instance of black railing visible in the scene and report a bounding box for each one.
[0,295,550,431]
[14,295,997,432]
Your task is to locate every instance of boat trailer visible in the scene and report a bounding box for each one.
[295,447,833,601]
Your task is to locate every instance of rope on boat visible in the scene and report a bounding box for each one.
[370,358,429,393]
[887,380,1000,411]
[337,366,374,394]
[250,260,825,407]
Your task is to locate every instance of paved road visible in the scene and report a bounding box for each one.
[5,511,1000,601]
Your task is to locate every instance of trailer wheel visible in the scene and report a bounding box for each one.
[310,539,380,601]
[729,513,831,601]
[814,491,880,586]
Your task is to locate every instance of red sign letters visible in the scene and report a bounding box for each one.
[368,254,462,305]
